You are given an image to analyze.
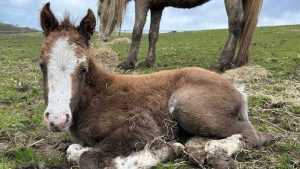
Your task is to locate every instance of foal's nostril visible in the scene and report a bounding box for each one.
[45,112,49,117]
[44,112,50,123]
[50,122,54,127]
[66,114,70,123]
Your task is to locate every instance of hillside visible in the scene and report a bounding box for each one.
[0,22,38,33]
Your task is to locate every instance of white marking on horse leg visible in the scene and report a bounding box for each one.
[204,134,243,156]
[66,144,92,164]
[234,83,249,121]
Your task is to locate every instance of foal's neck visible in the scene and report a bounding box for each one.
[86,58,114,91]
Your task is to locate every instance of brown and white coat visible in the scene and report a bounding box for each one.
[39,3,272,169]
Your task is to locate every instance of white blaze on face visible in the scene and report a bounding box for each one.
[45,37,86,128]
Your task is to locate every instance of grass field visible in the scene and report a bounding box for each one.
[0,25,299,168]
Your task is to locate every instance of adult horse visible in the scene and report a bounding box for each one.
[98,0,263,72]
[39,3,273,168]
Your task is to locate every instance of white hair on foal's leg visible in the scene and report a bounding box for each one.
[113,142,184,169]
[113,147,168,169]
[66,144,92,164]
[204,134,243,157]
[66,142,184,168]
[234,83,249,121]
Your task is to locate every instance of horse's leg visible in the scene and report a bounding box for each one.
[117,1,149,70]
[213,0,244,72]
[137,8,164,68]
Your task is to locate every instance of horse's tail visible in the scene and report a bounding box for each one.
[235,0,263,66]
[98,0,129,39]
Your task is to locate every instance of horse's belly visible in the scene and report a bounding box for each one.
[166,0,209,8]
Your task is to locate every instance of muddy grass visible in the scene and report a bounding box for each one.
[1,25,300,168]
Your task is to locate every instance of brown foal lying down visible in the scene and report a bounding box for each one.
[39,3,273,168]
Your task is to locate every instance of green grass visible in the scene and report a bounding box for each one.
[0,25,299,168]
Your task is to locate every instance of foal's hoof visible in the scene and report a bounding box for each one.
[262,132,281,145]
[136,60,154,68]
[185,137,210,166]
[206,152,235,169]
[117,61,135,70]
[66,144,91,164]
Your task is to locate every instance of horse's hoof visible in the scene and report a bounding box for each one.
[136,60,154,68]
[210,63,224,73]
[117,61,135,70]
[211,61,234,73]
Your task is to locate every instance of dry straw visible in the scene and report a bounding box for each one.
[109,37,131,45]
[223,66,300,105]
[89,40,119,69]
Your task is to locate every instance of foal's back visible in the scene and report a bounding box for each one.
[112,67,245,139]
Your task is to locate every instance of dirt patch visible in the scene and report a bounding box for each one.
[16,84,32,93]
[0,100,12,106]
[15,163,72,169]
[0,140,10,154]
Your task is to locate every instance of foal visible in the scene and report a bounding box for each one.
[40,3,271,168]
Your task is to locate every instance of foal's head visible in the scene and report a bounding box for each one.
[39,3,96,132]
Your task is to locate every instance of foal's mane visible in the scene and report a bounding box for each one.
[54,13,77,31]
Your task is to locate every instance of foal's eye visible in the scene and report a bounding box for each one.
[79,67,88,75]
[39,62,46,71]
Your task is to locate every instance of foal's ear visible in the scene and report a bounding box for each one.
[77,9,96,41]
[40,2,59,36]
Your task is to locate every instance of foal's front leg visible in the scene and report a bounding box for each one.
[67,141,185,169]
[67,110,159,168]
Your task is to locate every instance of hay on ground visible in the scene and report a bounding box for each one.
[223,65,269,82]
[223,66,300,105]
[88,45,119,69]
[110,37,131,45]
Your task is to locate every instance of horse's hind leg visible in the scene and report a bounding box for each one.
[184,123,271,168]
[137,8,164,68]
[170,86,270,148]
[214,0,244,72]
[117,1,149,70]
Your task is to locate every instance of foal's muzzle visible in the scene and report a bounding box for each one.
[44,111,72,132]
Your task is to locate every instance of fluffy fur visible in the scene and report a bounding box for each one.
[40,3,271,168]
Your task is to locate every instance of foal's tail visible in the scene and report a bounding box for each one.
[235,0,263,66]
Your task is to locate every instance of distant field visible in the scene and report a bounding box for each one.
[0,25,299,168]
[0,23,38,33]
